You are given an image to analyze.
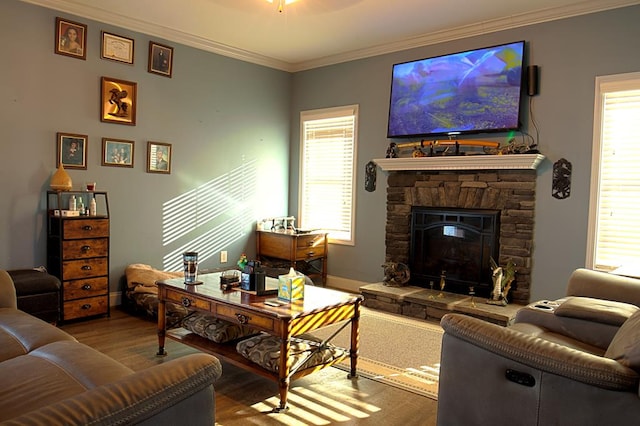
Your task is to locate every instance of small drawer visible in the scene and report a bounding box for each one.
[63,296,108,320]
[216,304,274,331]
[62,257,108,280]
[62,238,108,260]
[63,277,108,301]
[295,235,326,259]
[164,288,211,311]
[63,219,109,239]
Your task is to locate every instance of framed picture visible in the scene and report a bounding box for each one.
[100,76,137,125]
[55,17,87,60]
[57,132,87,169]
[101,31,134,64]
[102,138,134,167]
[147,141,171,174]
[148,41,173,77]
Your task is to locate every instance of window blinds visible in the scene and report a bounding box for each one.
[299,106,357,244]
[593,80,640,270]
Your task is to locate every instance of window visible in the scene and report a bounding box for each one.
[587,72,640,271]
[299,105,358,245]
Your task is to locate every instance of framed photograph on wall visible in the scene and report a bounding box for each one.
[57,132,87,169]
[102,138,134,167]
[101,31,134,64]
[100,76,137,125]
[55,17,87,60]
[148,41,173,77]
[147,141,171,174]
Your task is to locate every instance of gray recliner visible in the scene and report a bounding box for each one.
[437,268,640,426]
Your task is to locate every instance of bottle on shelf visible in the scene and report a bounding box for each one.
[77,197,84,215]
[69,195,76,211]
[89,197,97,216]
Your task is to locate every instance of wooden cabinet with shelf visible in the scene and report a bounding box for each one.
[47,191,110,321]
[256,230,328,284]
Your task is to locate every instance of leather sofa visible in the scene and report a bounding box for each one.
[437,268,640,426]
[0,270,223,425]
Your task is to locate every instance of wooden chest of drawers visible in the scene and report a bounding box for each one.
[47,192,110,322]
[256,230,328,284]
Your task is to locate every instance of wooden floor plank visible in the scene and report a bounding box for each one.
[61,308,438,426]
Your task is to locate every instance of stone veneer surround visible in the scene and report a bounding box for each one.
[385,169,537,305]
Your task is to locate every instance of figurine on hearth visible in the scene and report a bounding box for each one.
[382,262,410,287]
[488,257,516,306]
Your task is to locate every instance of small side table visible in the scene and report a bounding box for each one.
[256,230,328,284]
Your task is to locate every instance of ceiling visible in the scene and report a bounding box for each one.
[23,0,640,71]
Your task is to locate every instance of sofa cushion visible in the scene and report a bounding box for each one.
[605,309,640,373]
[181,312,257,343]
[555,296,639,326]
[236,332,345,373]
[0,340,134,422]
[0,309,74,362]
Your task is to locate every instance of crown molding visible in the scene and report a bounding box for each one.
[21,0,640,72]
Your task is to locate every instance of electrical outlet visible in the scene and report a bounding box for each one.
[220,251,227,263]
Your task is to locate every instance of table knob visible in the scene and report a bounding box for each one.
[236,314,250,324]
[181,297,192,308]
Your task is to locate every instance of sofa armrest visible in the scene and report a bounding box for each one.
[4,353,223,426]
[567,268,640,307]
[441,313,639,391]
[0,270,17,309]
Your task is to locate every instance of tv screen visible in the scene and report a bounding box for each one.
[387,41,525,139]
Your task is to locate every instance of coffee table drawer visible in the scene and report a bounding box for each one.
[216,305,274,331]
[164,288,211,310]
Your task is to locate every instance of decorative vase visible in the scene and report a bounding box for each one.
[50,163,72,191]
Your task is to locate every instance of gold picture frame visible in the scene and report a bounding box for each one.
[55,17,87,60]
[100,76,137,126]
[147,141,171,174]
[101,31,134,64]
[102,138,134,167]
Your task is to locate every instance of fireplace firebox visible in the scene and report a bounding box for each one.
[409,207,500,298]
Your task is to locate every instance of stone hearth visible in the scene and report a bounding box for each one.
[360,283,522,326]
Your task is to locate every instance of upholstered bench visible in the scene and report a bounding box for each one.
[7,268,60,323]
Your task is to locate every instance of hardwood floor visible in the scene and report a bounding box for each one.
[60,308,438,426]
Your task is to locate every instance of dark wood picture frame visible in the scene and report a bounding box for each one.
[101,31,134,64]
[102,138,134,167]
[147,141,172,174]
[100,76,137,126]
[148,41,173,77]
[55,17,87,60]
[57,132,87,170]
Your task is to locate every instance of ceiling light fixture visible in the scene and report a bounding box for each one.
[266,0,297,13]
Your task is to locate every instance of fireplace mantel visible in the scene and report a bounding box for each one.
[373,154,545,172]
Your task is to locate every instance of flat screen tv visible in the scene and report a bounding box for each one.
[387,41,525,139]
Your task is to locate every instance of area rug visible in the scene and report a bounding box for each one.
[311,307,443,400]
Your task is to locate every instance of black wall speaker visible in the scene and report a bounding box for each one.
[527,65,539,96]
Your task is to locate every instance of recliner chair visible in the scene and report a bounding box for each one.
[437,268,640,426]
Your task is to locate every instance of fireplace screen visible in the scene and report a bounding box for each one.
[409,207,500,297]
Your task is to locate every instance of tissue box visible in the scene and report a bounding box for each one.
[278,271,305,301]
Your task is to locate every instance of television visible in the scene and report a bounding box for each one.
[387,41,525,139]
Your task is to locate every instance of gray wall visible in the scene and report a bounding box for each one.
[290,5,640,301]
[0,0,291,292]
[3,1,640,302]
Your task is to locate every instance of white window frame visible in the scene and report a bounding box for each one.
[298,105,358,246]
[587,72,640,271]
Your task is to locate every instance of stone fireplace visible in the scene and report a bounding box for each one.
[378,154,543,305]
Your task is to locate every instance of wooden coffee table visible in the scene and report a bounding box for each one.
[156,273,363,411]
